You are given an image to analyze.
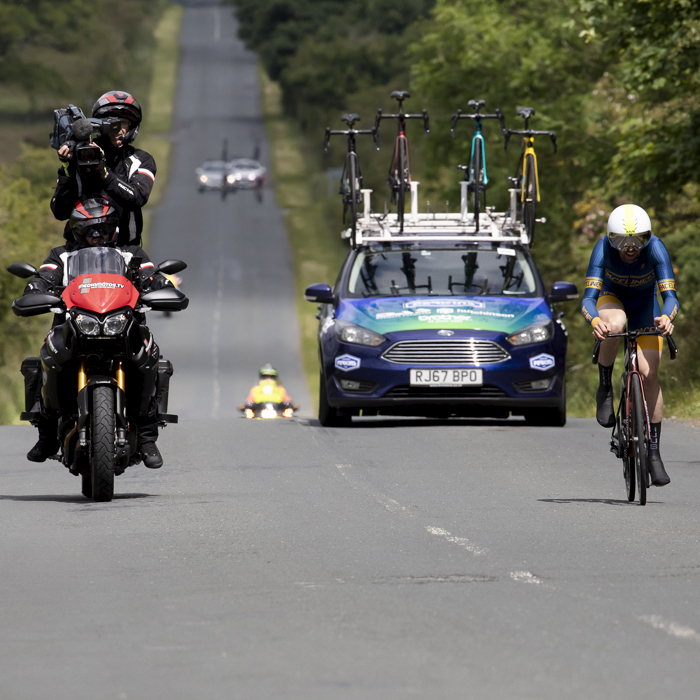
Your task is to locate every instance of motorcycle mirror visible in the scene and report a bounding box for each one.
[7,262,38,279]
[140,287,189,311]
[156,260,187,275]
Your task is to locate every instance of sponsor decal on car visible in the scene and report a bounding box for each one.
[335,354,361,372]
[529,353,555,371]
[404,299,485,309]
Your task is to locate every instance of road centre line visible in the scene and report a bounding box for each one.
[510,571,543,585]
[425,526,487,556]
[639,615,700,643]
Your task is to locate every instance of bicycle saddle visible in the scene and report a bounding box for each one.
[517,107,535,119]
[341,113,360,126]
[391,90,410,101]
[468,99,486,110]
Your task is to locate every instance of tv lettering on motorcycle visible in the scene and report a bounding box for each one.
[79,277,126,294]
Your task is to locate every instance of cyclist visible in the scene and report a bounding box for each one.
[51,91,156,246]
[245,365,293,406]
[23,196,173,468]
[581,204,678,486]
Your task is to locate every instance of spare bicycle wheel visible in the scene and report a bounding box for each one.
[471,142,482,231]
[521,154,537,246]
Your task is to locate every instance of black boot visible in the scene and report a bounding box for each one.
[140,442,163,469]
[648,421,670,486]
[27,414,59,463]
[596,361,615,428]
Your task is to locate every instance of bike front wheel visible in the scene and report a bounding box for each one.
[348,154,358,246]
[630,373,648,506]
[521,154,537,246]
[471,141,482,230]
[397,139,408,232]
[618,391,635,502]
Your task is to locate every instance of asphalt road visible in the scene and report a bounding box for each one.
[2,3,700,699]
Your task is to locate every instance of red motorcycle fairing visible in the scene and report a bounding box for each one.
[62,273,138,314]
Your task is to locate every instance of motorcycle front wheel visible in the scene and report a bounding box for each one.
[90,386,116,502]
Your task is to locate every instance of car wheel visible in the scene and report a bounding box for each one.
[318,370,351,427]
[524,378,566,427]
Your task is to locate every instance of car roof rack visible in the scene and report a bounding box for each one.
[343,182,538,249]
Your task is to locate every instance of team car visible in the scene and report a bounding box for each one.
[196,160,229,192]
[305,192,578,427]
[226,158,266,196]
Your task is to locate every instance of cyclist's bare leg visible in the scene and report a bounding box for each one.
[596,306,626,365]
[637,347,663,423]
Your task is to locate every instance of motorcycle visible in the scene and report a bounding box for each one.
[9,247,189,502]
[238,401,299,419]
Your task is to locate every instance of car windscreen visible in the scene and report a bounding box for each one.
[202,161,227,172]
[66,247,127,282]
[346,247,538,298]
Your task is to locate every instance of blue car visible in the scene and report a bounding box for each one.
[305,238,578,426]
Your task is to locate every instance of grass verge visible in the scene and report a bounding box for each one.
[260,69,348,411]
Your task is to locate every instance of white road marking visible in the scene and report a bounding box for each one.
[336,464,411,515]
[510,571,543,585]
[213,8,220,42]
[211,261,224,418]
[425,526,486,555]
[639,615,700,643]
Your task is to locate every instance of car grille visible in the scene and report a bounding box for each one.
[383,385,507,399]
[382,339,510,365]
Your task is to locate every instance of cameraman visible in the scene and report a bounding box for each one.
[51,91,156,246]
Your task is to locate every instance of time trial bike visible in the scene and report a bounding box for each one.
[593,329,677,506]
[374,91,429,233]
[451,99,505,232]
[324,114,378,248]
[503,107,557,247]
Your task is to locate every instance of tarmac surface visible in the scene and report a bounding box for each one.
[2,3,700,699]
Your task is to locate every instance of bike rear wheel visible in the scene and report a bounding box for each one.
[348,154,359,246]
[397,139,408,232]
[522,154,537,246]
[630,373,648,506]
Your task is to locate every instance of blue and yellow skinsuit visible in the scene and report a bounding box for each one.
[581,235,679,350]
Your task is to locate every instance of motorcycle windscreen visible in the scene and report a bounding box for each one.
[66,247,127,279]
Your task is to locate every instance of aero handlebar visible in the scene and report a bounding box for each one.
[592,331,677,364]
[504,129,557,153]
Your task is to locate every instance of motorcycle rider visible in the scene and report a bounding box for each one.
[245,365,293,405]
[51,91,155,245]
[24,196,172,468]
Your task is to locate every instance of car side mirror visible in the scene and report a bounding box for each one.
[550,281,579,303]
[155,260,187,275]
[7,263,38,279]
[304,283,334,304]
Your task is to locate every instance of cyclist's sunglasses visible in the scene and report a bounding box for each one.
[608,232,651,251]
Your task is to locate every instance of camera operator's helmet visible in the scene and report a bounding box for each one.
[69,196,119,246]
[92,91,142,145]
[607,204,652,251]
[259,364,279,382]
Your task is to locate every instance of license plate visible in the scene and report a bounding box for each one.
[409,369,483,386]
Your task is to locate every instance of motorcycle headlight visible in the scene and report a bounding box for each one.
[506,321,553,346]
[103,312,129,336]
[74,313,101,336]
[226,174,235,183]
[335,319,386,347]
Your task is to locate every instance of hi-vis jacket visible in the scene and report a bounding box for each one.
[246,380,292,405]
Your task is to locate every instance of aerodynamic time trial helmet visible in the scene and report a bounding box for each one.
[607,204,652,251]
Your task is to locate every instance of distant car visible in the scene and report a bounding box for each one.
[225,158,266,198]
[195,160,229,192]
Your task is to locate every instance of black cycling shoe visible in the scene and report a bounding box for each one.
[27,438,59,463]
[140,442,163,469]
[648,451,670,486]
[596,362,615,428]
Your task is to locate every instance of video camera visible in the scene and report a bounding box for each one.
[50,104,121,168]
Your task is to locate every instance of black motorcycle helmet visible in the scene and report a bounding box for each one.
[92,91,142,146]
[69,196,119,246]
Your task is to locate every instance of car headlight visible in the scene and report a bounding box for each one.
[248,173,256,180]
[335,319,386,347]
[199,175,208,183]
[226,174,235,183]
[74,313,101,336]
[103,312,129,336]
[506,321,553,346]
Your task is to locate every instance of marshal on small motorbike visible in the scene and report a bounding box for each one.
[9,247,188,502]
